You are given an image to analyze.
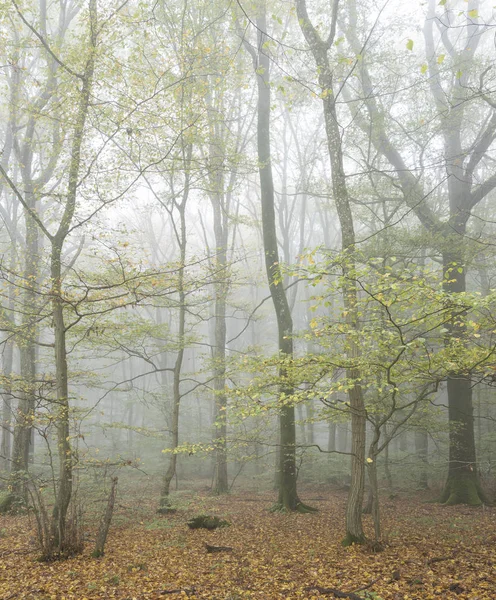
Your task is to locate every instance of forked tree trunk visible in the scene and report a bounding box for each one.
[296,0,366,542]
[342,0,493,506]
[49,0,96,550]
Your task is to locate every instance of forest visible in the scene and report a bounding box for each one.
[0,0,495,598]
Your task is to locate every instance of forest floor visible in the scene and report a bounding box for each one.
[0,484,495,600]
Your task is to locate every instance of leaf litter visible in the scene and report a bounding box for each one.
[0,487,494,599]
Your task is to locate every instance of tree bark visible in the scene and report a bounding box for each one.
[296,0,366,542]
[248,7,301,511]
[341,0,493,505]
[160,150,191,510]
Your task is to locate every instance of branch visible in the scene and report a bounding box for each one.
[11,0,84,81]
[0,163,53,240]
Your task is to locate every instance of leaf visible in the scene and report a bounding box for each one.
[421,63,428,74]
[437,54,445,64]
[406,39,414,51]
[468,8,478,17]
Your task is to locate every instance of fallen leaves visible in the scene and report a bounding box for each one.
[0,486,495,599]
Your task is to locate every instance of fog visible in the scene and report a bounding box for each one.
[0,0,495,558]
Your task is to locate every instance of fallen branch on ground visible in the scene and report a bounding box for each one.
[205,543,233,553]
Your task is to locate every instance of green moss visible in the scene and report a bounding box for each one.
[0,493,14,514]
[295,502,318,514]
[341,532,366,547]
[441,473,484,506]
[187,515,230,530]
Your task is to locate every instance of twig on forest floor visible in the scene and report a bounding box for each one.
[427,551,458,566]
[305,576,381,599]
[352,576,381,592]
[303,585,362,599]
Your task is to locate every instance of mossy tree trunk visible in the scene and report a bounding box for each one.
[296,0,366,542]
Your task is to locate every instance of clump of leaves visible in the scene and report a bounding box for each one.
[187,515,230,530]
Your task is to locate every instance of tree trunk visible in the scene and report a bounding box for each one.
[7,203,39,510]
[160,152,190,510]
[92,477,118,558]
[439,253,486,505]
[328,421,336,453]
[415,429,429,490]
[244,7,304,511]
[296,0,366,541]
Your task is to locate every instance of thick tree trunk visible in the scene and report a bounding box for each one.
[49,1,96,550]
[341,0,491,506]
[439,253,486,505]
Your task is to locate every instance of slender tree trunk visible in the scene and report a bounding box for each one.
[415,429,429,490]
[49,1,96,549]
[296,0,366,541]
[209,193,229,494]
[327,421,336,453]
[0,340,13,470]
[7,205,39,510]
[243,7,306,511]
[50,242,72,549]
[160,156,190,510]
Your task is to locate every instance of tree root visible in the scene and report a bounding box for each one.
[269,501,318,513]
[341,532,366,547]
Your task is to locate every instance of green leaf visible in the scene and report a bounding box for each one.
[421,63,428,74]
[406,39,414,51]
[438,0,447,4]
[437,54,445,64]
[468,8,478,17]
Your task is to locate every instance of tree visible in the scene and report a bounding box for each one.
[341,0,496,504]
[295,0,366,542]
[241,3,313,512]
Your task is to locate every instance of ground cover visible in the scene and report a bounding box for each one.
[0,486,494,599]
